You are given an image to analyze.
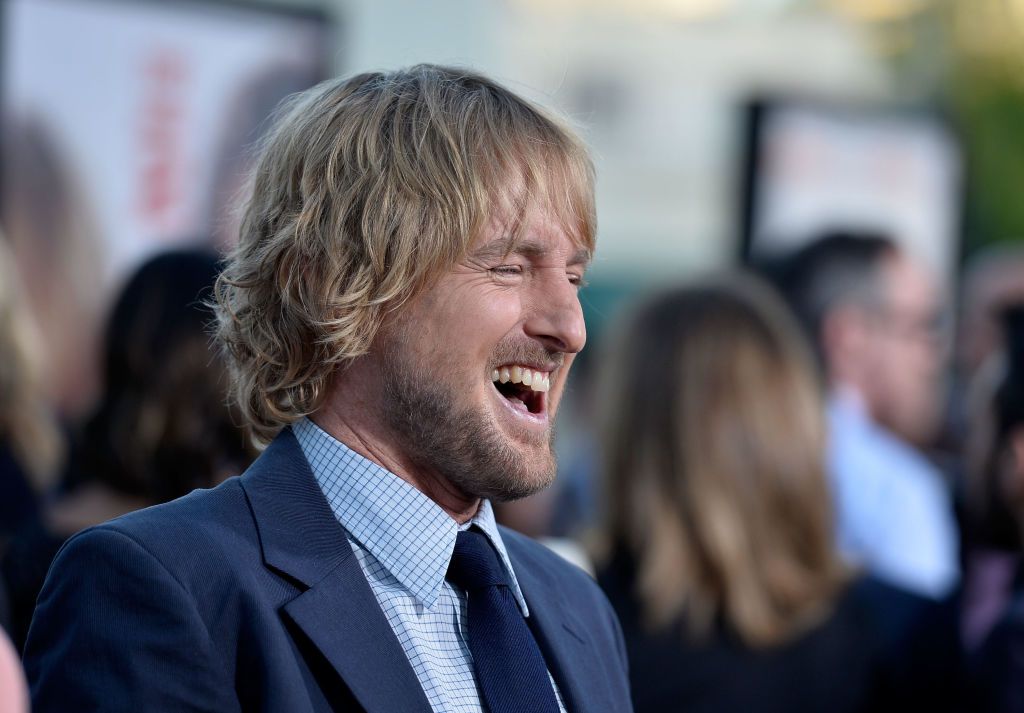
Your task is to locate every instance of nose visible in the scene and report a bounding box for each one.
[524,276,586,355]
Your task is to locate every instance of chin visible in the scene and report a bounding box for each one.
[447,440,558,504]
[475,468,557,504]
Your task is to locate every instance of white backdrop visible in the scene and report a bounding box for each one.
[4,0,329,286]
[747,102,963,281]
[2,0,329,415]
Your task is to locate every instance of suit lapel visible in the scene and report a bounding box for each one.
[503,534,603,713]
[281,556,432,713]
[241,429,432,713]
[501,528,634,713]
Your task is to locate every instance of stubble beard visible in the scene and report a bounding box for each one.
[379,345,559,503]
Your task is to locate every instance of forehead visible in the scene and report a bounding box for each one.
[470,213,592,265]
[473,140,596,254]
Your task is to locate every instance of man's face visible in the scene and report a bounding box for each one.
[863,252,947,445]
[375,213,589,502]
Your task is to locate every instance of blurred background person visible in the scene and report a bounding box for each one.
[961,304,1024,712]
[595,274,890,713]
[768,232,959,602]
[0,116,106,423]
[1,248,256,652]
[765,231,965,708]
[958,246,1024,381]
[0,234,63,639]
[957,254,1024,657]
[946,244,1024,475]
[0,235,63,554]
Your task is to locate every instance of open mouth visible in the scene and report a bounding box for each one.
[490,365,550,416]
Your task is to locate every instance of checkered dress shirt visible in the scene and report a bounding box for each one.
[293,418,567,713]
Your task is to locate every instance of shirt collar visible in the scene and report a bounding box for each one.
[292,417,530,615]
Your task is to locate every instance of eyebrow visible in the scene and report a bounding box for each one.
[472,238,592,267]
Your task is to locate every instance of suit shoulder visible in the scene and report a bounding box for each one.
[105,476,248,537]
[66,477,256,581]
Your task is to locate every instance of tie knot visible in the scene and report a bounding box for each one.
[446,529,509,591]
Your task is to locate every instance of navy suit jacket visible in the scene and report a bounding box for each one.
[24,429,632,712]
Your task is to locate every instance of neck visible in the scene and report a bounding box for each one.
[311,404,481,524]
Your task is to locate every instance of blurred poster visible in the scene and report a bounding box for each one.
[2,0,330,416]
[742,101,963,281]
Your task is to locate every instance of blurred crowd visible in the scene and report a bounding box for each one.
[0,240,256,700]
[3,77,1024,713]
[3,216,1024,711]
[499,227,1024,711]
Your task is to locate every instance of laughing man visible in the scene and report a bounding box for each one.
[24,66,632,713]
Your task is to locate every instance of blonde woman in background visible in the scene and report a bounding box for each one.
[0,235,62,546]
[2,248,256,652]
[595,273,893,713]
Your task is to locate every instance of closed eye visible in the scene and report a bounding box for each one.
[490,265,523,276]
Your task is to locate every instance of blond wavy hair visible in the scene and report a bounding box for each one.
[214,65,595,443]
[0,236,62,487]
[600,274,850,648]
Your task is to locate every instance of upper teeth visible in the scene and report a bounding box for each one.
[491,365,551,393]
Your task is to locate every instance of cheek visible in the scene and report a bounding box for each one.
[865,346,895,382]
[438,297,524,363]
[549,354,577,401]
[461,294,523,337]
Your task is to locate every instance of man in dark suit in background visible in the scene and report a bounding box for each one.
[24,65,631,713]
[768,232,963,711]
[772,233,958,599]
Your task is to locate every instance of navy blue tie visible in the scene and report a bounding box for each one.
[446,528,561,713]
